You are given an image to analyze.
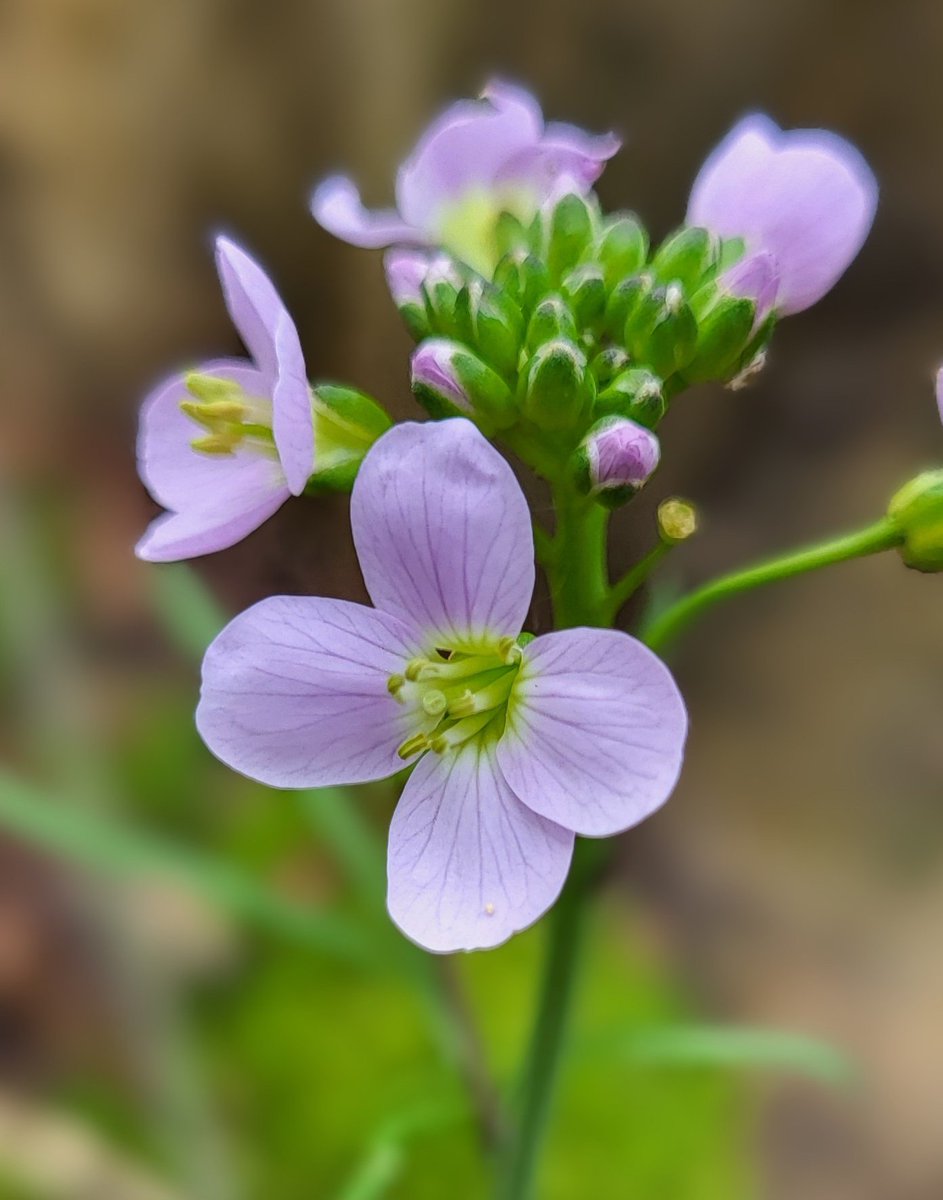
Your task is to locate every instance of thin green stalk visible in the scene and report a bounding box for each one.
[496,496,611,1199]
[603,540,672,624]
[641,516,901,654]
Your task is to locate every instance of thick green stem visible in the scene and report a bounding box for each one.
[641,517,901,654]
[495,492,610,1199]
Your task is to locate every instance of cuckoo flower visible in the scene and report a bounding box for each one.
[687,114,878,315]
[197,420,687,953]
[136,236,313,562]
[311,81,620,275]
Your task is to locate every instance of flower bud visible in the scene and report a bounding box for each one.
[596,368,665,427]
[651,226,718,291]
[595,213,649,287]
[888,470,943,572]
[411,339,515,431]
[307,383,392,492]
[589,347,630,389]
[561,263,606,326]
[384,248,432,340]
[526,295,577,352]
[547,192,596,281]
[421,254,466,338]
[658,497,699,543]
[462,279,524,377]
[572,416,661,507]
[493,250,550,316]
[603,272,653,340]
[626,283,698,379]
[523,338,592,431]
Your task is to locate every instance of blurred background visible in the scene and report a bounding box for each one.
[1,1,942,1197]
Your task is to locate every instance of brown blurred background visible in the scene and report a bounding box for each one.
[1,1,943,1197]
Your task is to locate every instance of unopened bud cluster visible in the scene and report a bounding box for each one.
[394,192,776,503]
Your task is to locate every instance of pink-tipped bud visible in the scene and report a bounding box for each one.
[719,249,779,324]
[411,339,472,415]
[384,248,431,308]
[574,416,661,507]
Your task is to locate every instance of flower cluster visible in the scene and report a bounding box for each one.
[134,81,886,953]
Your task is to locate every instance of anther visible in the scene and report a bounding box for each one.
[191,433,237,456]
[422,689,447,717]
[387,673,406,698]
[405,657,429,681]
[397,732,430,761]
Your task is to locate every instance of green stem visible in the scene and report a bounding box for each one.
[641,516,901,654]
[604,540,672,624]
[495,493,611,1199]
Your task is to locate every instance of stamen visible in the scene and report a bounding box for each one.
[416,653,506,682]
[387,673,406,698]
[405,657,430,681]
[447,671,515,719]
[397,732,430,761]
[191,433,238,456]
[497,636,523,665]
[429,710,496,754]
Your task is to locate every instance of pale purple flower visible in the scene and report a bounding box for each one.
[585,417,661,495]
[312,80,619,274]
[410,340,471,413]
[687,114,878,315]
[196,419,687,953]
[136,236,314,562]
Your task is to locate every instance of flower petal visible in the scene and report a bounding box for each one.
[395,87,541,228]
[196,597,426,788]
[311,175,420,248]
[687,114,878,315]
[135,489,287,562]
[497,121,620,198]
[136,359,287,510]
[497,628,688,837]
[384,247,433,307]
[215,236,291,383]
[387,742,574,953]
[272,311,314,496]
[350,420,535,648]
[936,367,943,425]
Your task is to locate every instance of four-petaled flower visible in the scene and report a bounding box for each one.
[196,420,687,953]
[311,80,620,275]
[136,236,313,561]
[687,114,878,315]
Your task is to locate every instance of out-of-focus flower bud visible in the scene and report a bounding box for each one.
[572,416,661,507]
[589,347,630,389]
[411,339,515,431]
[459,279,524,377]
[888,470,943,572]
[651,226,718,291]
[526,295,578,351]
[546,192,596,281]
[596,368,665,427]
[523,338,592,431]
[684,250,779,383]
[629,283,699,379]
[493,250,550,317]
[561,263,607,326]
[307,384,393,492]
[657,497,699,543]
[595,213,649,287]
[421,255,466,338]
[603,272,653,340]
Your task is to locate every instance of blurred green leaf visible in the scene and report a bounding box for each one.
[300,788,386,904]
[581,1023,854,1086]
[150,564,226,661]
[0,769,379,968]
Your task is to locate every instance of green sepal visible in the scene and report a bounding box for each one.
[644,288,699,379]
[603,272,653,340]
[451,347,517,430]
[681,295,757,383]
[589,347,631,389]
[651,225,718,291]
[546,193,596,281]
[493,251,550,317]
[465,281,523,377]
[526,295,578,352]
[595,368,665,427]
[304,383,393,493]
[561,264,606,327]
[522,338,592,432]
[421,261,465,338]
[593,213,649,287]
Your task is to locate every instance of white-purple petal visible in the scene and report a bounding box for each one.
[687,113,878,314]
[214,236,288,385]
[311,175,422,249]
[350,420,535,648]
[384,248,433,307]
[136,490,288,562]
[272,312,314,497]
[497,628,688,837]
[586,418,660,493]
[719,249,780,323]
[196,597,427,789]
[387,742,574,953]
[410,341,472,413]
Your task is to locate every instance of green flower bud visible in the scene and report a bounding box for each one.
[493,251,550,317]
[547,193,596,281]
[594,213,649,287]
[596,368,665,427]
[682,294,757,383]
[888,470,943,572]
[306,383,393,492]
[561,263,606,326]
[463,280,523,377]
[643,285,699,379]
[651,226,718,291]
[494,211,531,259]
[603,272,653,340]
[589,347,631,389]
[523,338,592,432]
[526,295,578,352]
[412,339,516,433]
[421,257,466,338]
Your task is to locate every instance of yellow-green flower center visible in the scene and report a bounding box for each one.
[434,185,537,275]
[180,373,275,457]
[389,638,524,759]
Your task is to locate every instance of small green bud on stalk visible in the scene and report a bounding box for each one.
[493,251,550,317]
[526,295,578,352]
[682,294,757,383]
[603,272,653,340]
[651,226,717,291]
[589,347,631,389]
[888,469,943,572]
[523,338,592,432]
[594,213,649,286]
[411,339,516,432]
[421,256,466,338]
[643,284,699,379]
[546,193,596,281]
[463,280,523,377]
